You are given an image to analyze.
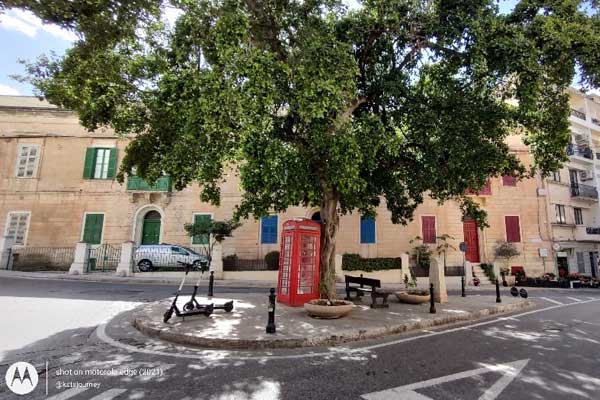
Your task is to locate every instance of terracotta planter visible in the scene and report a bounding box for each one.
[396,291,430,304]
[304,299,354,319]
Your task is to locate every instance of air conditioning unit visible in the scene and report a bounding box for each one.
[580,170,594,181]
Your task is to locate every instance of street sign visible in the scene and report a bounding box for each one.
[459,242,467,252]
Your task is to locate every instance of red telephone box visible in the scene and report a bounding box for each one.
[277,218,321,306]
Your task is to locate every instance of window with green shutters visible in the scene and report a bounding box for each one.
[192,214,212,245]
[82,213,104,244]
[83,148,117,180]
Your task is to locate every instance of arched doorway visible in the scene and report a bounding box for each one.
[141,210,161,245]
[311,211,321,223]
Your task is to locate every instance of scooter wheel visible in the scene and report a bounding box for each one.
[510,287,519,297]
[204,304,214,317]
[163,309,173,323]
[183,302,194,312]
[224,301,234,313]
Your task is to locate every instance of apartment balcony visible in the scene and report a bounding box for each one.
[575,226,600,242]
[571,108,587,120]
[567,143,593,160]
[126,176,172,192]
[570,183,599,200]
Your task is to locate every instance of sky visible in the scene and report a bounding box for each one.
[0,0,550,97]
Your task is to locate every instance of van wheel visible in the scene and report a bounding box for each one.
[138,260,153,272]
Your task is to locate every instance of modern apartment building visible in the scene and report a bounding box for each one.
[0,95,554,275]
[544,88,600,278]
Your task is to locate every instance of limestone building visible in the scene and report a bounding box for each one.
[0,95,555,276]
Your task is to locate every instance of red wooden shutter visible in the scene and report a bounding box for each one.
[422,216,436,244]
[505,216,521,243]
[502,175,517,186]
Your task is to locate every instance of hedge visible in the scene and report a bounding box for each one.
[342,254,402,272]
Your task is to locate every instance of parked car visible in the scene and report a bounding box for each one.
[134,244,208,272]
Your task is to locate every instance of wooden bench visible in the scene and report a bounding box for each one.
[344,274,392,308]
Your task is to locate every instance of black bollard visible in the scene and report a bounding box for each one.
[496,279,501,303]
[429,283,436,314]
[461,276,466,297]
[208,271,215,297]
[266,288,276,334]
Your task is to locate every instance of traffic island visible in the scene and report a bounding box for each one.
[132,293,532,349]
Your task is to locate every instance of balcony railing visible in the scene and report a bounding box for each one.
[571,183,599,200]
[567,143,593,159]
[586,227,600,235]
[571,108,587,120]
[126,176,172,192]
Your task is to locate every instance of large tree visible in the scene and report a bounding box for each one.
[6,0,600,297]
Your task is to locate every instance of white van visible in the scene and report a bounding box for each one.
[134,244,209,272]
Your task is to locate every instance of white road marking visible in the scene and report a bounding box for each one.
[96,297,600,361]
[539,297,563,305]
[46,388,88,400]
[88,388,127,400]
[361,359,529,400]
[567,297,582,302]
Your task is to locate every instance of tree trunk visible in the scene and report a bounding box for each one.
[319,190,340,299]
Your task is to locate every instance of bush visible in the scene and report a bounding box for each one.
[342,254,402,272]
[480,263,497,283]
[264,251,280,270]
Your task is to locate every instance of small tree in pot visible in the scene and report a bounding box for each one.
[494,241,520,286]
[184,219,240,265]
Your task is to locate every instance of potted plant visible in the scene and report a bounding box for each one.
[304,275,354,319]
[396,272,430,304]
[494,241,520,286]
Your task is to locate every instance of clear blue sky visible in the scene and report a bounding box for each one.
[0,1,519,96]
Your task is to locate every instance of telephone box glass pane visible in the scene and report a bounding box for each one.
[280,235,292,294]
[297,235,316,294]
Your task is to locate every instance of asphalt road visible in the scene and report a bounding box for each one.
[1,277,599,400]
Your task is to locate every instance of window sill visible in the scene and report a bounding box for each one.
[552,223,576,227]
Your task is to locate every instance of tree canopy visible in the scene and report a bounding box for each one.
[6,0,600,295]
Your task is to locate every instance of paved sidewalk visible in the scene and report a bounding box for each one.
[132,293,531,349]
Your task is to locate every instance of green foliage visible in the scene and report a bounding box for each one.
[12,0,600,295]
[184,219,240,243]
[494,241,521,260]
[480,263,497,283]
[403,270,417,291]
[410,236,432,270]
[342,254,401,272]
[264,251,280,271]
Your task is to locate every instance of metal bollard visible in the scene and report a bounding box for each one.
[461,276,466,297]
[429,283,436,314]
[501,271,508,287]
[208,271,215,297]
[496,279,501,303]
[266,288,276,334]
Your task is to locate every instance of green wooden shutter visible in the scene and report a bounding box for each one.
[106,148,118,179]
[83,148,95,179]
[192,214,211,245]
[83,214,104,244]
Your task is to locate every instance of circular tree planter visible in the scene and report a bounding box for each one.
[304,299,354,319]
[396,290,430,304]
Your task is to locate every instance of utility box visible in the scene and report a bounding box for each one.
[277,219,321,307]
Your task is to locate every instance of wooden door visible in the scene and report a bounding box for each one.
[463,220,480,263]
[141,220,160,245]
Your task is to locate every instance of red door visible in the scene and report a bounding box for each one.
[463,220,480,262]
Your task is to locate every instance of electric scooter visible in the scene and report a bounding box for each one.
[181,261,234,313]
[163,262,214,323]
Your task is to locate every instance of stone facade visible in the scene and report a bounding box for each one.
[0,95,554,276]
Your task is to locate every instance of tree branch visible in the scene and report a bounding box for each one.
[327,96,367,134]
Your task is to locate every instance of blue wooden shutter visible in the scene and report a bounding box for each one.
[261,215,278,244]
[360,216,376,244]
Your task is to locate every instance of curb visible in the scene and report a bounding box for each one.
[133,299,533,350]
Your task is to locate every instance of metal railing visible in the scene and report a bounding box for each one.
[571,183,599,199]
[223,258,272,271]
[88,244,121,272]
[567,143,593,159]
[409,265,464,277]
[586,227,600,235]
[10,247,75,271]
[571,108,587,120]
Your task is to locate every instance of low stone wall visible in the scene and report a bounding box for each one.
[222,270,278,281]
[340,269,404,284]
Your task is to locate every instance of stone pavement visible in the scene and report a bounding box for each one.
[132,292,531,349]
